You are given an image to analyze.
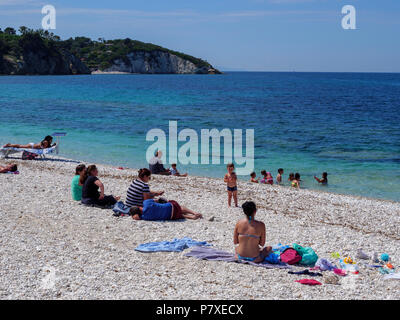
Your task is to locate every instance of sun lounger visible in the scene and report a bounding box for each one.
[0,143,59,159]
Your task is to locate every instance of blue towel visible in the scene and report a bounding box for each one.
[135,237,212,253]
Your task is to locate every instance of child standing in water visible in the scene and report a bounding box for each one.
[265,172,274,185]
[291,173,301,188]
[224,163,238,207]
[314,172,328,185]
[276,168,284,184]
[250,172,259,183]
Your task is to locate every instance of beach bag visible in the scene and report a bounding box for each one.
[264,251,281,264]
[22,151,38,160]
[280,248,302,265]
[293,243,319,266]
[112,201,131,217]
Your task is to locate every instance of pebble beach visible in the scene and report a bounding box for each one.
[0,156,399,300]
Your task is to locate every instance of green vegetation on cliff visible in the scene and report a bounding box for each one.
[0,27,219,74]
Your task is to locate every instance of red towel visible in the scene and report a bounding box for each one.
[295,279,322,286]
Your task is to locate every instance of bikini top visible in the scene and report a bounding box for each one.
[238,233,261,239]
[238,217,261,239]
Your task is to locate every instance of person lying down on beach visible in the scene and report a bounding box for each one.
[0,164,18,173]
[234,201,272,263]
[3,135,54,149]
[130,198,202,221]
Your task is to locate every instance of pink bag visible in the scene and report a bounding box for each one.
[280,248,302,265]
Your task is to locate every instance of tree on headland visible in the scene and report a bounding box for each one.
[18,26,28,35]
[4,27,16,35]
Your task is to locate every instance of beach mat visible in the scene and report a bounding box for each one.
[135,237,212,253]
[184,246,291,269]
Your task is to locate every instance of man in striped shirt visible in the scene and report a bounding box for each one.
[126,168,164,207]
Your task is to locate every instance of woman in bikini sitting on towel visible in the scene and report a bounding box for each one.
[3,135,54,149]
[233,201,272,263]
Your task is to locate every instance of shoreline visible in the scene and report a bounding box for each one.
[0,155,399,299]
[10,153,397,205]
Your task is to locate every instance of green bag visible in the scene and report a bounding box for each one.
[292,243,318,266]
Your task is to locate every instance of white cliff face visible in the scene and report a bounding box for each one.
[103,50,209,74]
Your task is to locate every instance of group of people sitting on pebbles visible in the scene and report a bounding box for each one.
[70,162,273,263]
[71,164,202,221]
[1,137,323,263]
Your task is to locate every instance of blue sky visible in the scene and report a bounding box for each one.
[1,0,399,72]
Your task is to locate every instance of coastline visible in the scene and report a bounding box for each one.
[0,155,399,299]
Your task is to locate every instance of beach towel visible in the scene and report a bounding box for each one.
[295,279,322,286]
[184,246,291,270]
[383,273,400,280]
[135,237,211,253]
[315,258,337,271]
[288,269,323,277]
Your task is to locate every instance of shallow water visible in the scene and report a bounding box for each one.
[0,72,399,201]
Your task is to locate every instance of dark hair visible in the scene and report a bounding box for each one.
[157,197,168,204]
[295,173,300,180]
[261,170,266,176]
[242,201,256,220]
[227,163,234,168]
[10,164,18,172]
[250,171,256,177]
[130,206,142,217]
[278,168,283,174]
[80,164,97,185]
[138,168,151,179]
[75,164,86,175]
[323,172,328,178]
[40,135,53,148]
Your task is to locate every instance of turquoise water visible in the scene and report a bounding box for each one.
[0,72,399,202]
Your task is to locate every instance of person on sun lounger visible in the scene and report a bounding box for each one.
[130,198,202,221]
[3,135,54,149]
[0,163,18,173]
[233,201,272,263]
[80,165,120,207]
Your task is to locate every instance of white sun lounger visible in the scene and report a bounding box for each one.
[0,143,59,159]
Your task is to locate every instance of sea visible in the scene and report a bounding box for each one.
[0,72,399,202]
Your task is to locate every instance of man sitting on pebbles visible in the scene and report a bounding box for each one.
[130,198,202,221]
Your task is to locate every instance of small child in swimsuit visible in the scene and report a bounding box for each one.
[291,173,301,188]
[276,168,284,184]
[169,163,188,177]
[224,163,238,207]
[265,172,274,185]
[260,170,267,184]
[250,171,259,183]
